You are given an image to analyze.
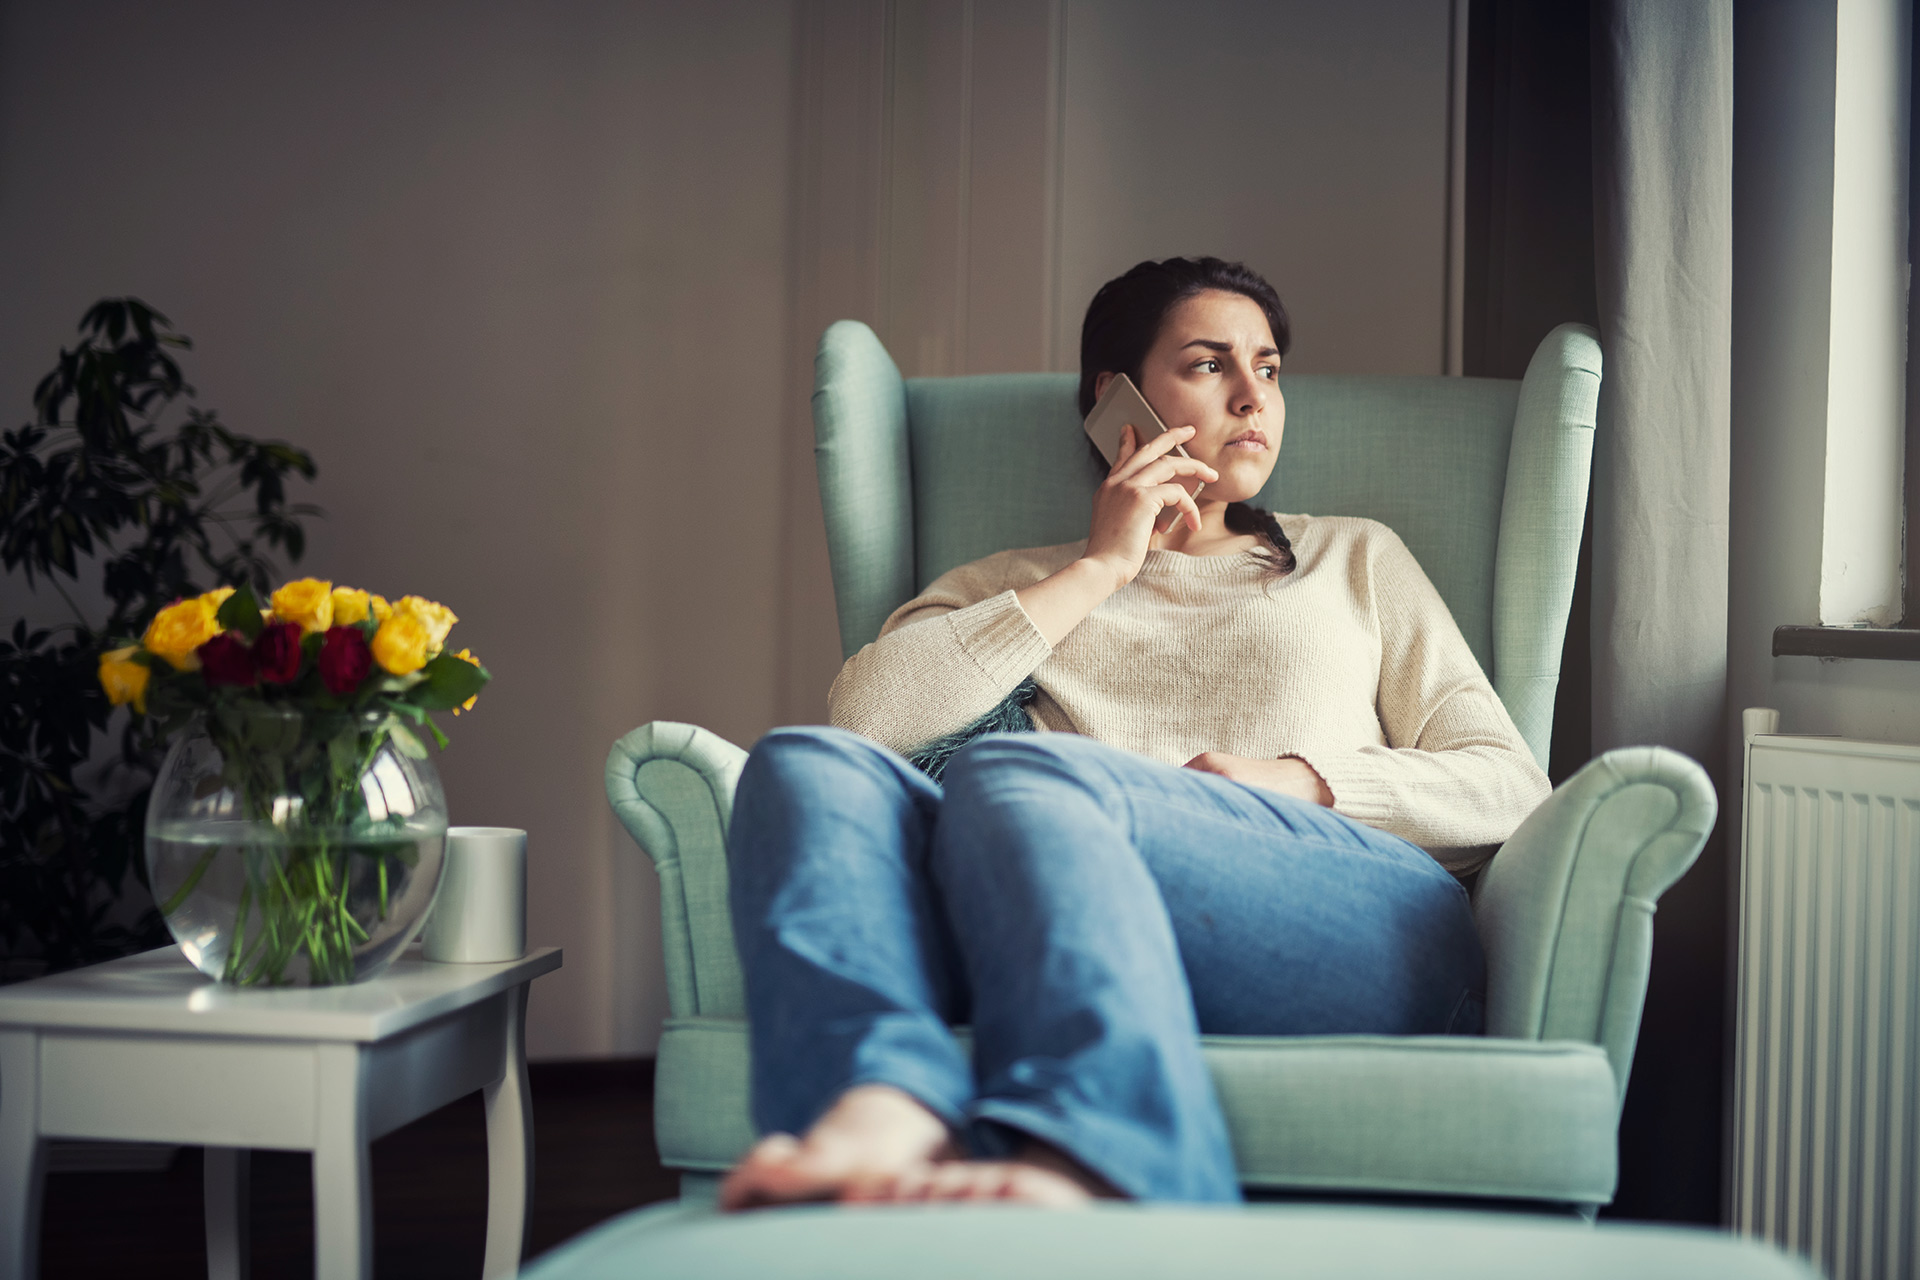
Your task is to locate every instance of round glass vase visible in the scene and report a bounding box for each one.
[144,708,448,986]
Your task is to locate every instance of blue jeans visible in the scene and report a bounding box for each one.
[726,727,1485,1203]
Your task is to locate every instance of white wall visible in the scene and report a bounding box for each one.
[1730,2,1920,775]
[0,0,794,1059]
[2,0,1456,1058]
[1053,0,1454,377]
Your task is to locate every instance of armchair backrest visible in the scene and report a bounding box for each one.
[812,322,1600,767]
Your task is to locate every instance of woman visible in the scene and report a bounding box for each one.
[720,257,1551,1210]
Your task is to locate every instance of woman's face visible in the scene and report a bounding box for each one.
[1098,289,1285,505]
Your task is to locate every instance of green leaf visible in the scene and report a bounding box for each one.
[386,720,429,759]
[215,581,264,638]
[326,725,360,779]
[240,702,301,754]
[407,651,488,711]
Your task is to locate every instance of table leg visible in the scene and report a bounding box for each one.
[482,984,532,1280]
[313,1043,371,1280]
[204,1146,252,1280]
[0,1030,44,1280]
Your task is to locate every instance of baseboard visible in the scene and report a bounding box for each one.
[47,1141,180,1173]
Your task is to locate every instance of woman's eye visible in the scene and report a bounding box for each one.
[1259,365,1278,379]
[1195,359,1221,374]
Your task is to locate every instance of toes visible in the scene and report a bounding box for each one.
[726,1142,1098,1212]
[1002,1165,1094,1206]
[840,1169,911,1203]
[719,1134,807,1212]
[881,1162,1021,1203]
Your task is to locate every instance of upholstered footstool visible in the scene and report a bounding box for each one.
[522,1202,1812,1280]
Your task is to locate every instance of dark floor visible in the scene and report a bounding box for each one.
[38,1058,677,1278]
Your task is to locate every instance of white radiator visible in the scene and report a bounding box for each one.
[1732,709,1920,1280]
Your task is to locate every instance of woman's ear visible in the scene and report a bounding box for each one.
[1093,371,1116,401]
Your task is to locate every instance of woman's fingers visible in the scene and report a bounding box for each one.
[1111,423,1195,479]
[1131,454,1218,489]
[1151,484,1203,534]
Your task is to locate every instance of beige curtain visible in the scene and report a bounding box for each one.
[1588,0,1734,1223]
[1590,0,1734,764]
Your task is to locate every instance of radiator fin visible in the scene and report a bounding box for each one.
[1735,735,1920,1280]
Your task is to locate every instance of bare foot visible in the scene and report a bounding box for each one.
[842,1139,1119,1207]
[719,1084,957,1211]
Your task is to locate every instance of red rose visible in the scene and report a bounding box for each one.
[318,626,373,696]
[197,633,256,687]
[251,622,304,684]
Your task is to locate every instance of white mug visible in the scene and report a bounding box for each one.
[424,827,527,963]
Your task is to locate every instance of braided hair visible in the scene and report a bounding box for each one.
[1078,257,1295,577]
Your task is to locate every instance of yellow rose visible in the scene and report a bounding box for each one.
[201,586,235,612]
[270,578,334,634]
[141,596,223,670]
[371,613,431,675]
[331,586,372,626]
[393,596,457,654]
[370,594,393,623]
[450,648,482,715]
[98,646,150,713]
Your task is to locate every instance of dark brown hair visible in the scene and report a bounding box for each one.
[1078,257,1295,576]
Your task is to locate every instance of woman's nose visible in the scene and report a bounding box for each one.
[1233,372,1266,415]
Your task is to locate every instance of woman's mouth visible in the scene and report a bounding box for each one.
[1224,430,1268,451]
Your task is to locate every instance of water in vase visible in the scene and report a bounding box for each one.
[149,819,446,985]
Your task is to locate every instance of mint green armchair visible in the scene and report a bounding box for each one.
[606,322,1714,1212]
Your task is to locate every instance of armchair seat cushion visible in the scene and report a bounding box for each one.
[653,1017,1619,1206]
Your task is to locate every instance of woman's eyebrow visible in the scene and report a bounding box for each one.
[1181,338,1281,358]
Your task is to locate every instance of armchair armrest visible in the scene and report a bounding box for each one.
[1475,746,1716,1104]
[605,721,748,1019]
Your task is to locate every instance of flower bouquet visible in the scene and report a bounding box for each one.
[100,579,490,986]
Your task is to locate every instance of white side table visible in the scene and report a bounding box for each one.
[0,944,561,1280]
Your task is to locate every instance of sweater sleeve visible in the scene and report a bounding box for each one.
[826,553,1054,756]
[1289,526,1552,868]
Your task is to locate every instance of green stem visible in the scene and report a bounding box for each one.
[158,847,217,917]
[222,876,253,984]
[212,718,409,987]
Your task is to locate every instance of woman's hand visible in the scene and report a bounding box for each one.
[1013,423,1218,645]
[1082,424,1218,591]
[1184,752,1334,807]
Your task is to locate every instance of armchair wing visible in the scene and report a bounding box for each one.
[814,320,914,660]
[1492,323,1601,765]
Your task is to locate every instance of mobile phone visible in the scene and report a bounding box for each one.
[1082,373,1204,502]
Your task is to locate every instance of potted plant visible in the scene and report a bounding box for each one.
[0,300,318,978]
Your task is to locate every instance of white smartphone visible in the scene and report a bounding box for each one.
[1082,373,1204,501]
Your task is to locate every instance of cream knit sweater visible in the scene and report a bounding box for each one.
[827,515,1551,871]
